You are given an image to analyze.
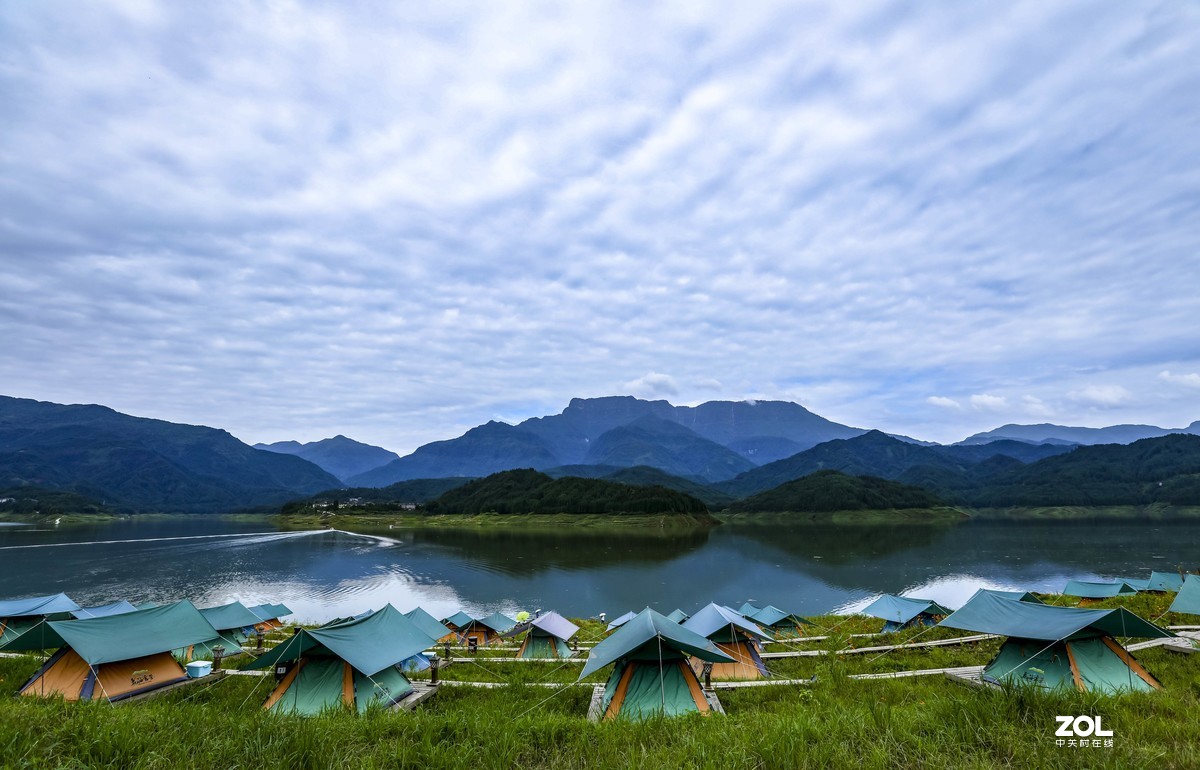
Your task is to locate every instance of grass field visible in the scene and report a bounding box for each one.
[3,594,1200,769]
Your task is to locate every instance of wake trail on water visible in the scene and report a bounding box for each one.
[0,529,326,551]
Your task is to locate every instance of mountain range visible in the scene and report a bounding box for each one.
[2,392,1198,514]
[960,421,1200,446]
[349,396,863,486]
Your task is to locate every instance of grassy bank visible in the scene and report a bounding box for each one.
[3,593,1199,769]
[966,504,1200,520]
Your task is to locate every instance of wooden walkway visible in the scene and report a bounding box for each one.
[761,634,997,659]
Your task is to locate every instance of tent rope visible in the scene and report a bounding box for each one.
[864,621,939,664]
[511,680,578,721]
[991,638,1060,682]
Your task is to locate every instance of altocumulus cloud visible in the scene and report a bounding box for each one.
[1,1,1199,450]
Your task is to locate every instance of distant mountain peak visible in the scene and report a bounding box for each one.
[254,434,399,483]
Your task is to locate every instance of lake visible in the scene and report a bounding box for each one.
[0,516,1193,624]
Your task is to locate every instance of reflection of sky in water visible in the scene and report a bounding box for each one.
[0,519,1195,624]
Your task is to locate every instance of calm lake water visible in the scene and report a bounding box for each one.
[0,517,1194,624]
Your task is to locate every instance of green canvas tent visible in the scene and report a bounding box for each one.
[579,608,733,721]
[199,601,263,645]
[247,602,292,631]
[1145,572,1185,593]
[861,595,953,632]
[516,611,579,659]
[455,612,516,647]
[940,590,1170,694]
[440,610,474,635]
[1062,580,1139,599]
[18,601,223,702]
[403,607,453,643]
[743,604,813,638]
[72,601,139,619]
[682,603,772,680]
[666,609,690,623]
[976,589,1045,605]
[248,604,435,715]
[1169,575,1200,616]
[0,593,81,644]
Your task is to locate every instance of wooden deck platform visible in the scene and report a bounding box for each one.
[392,682,438,711]
[761,633,997,659]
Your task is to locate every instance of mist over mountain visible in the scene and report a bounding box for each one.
[255,435,398,482]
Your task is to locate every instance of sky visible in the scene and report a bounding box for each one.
[2,1,1199,452]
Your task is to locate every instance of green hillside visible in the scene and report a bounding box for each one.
[602,465,735,508]
[727,470,948,513]
[280,477,476,513]
[423,469,709,515]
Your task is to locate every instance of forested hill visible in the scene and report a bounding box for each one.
[422,469,709,515]
[727,470,948,513]
[924,433,1200,507]
[0,395,338,513]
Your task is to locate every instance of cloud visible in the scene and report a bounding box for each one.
[926,396,962,410]
[1160,370,1200,389]
[0,2,1197,451]
[622,372,680,398]
[970,394,1009,411]
[1021,395,1055,418]
[1069,384,1133,407]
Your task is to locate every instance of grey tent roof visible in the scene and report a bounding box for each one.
[199,601,263,632]
[606,611,636,631]
[0,593,81,618]
[248,604,434,677]
[5,600,224,665]
[665,609,689,623]
[747,604,812,627]
[683,603,772,641]
[939,590,1171,642]
[1146,571,1185,592]
[1062,580,1139,599]
[529,611,579,642]
[1169,575,1200,616]
[442,610,475,628]
[474,611,517,633]
[976,589,1045,605]
[404,607,453,640]
[72,601,139,619]
[861,595,952,624]
[579,608,733,680]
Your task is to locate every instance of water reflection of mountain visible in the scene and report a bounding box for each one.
[718,519,1200,596]
[390,526,712,575]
